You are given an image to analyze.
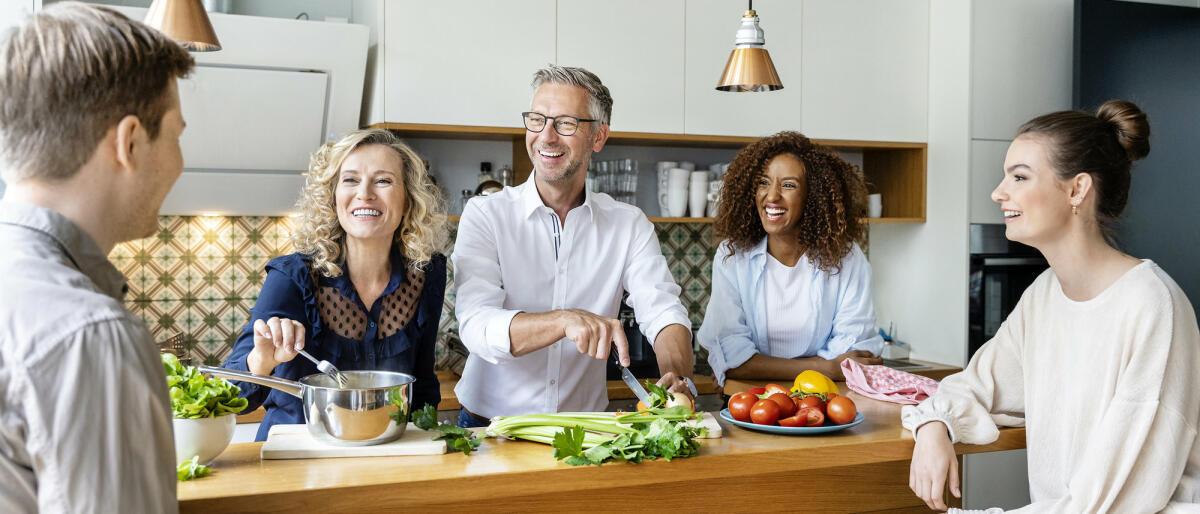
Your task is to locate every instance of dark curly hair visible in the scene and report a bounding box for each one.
[714,131,867,273]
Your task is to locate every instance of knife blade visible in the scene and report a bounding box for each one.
[616,357,652,406]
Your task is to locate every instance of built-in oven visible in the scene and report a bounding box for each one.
[969,224,1048,360]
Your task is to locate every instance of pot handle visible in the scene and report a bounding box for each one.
[196,365,303,398]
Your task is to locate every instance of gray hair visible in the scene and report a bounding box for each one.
[530,65,613,127]
[0,1,194,182]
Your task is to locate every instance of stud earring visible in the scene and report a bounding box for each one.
[1072,204,1078,215]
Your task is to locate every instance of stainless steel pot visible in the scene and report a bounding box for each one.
[197,366,414,446]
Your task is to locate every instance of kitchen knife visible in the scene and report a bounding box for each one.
[615,355,652,406]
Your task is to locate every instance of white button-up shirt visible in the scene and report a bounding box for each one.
[452,176,691,418]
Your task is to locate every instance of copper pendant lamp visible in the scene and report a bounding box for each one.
[144,0,222,52]
[716,1,782,92]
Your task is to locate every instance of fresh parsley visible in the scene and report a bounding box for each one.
[410,404,480,455]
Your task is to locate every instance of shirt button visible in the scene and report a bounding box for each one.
[368,321,376,328]
[550,379,556,385]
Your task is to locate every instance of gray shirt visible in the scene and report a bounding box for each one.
[0,200,177,513]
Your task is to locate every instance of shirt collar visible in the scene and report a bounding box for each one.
[748,236,769,264]
[520,170,595,221]
[0,199,128,299]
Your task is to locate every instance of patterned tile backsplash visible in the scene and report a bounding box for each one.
[111,217,719,374]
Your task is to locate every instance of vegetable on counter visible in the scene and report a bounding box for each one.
[725,371,859,428]
[635,380,694,412]
[411,404,481,455]
[483,406,706,466]
[177,456,212,481]
[162,353,248,419]
[791,370,839,396]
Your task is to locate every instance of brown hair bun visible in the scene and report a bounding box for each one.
[1096,100,1150,162]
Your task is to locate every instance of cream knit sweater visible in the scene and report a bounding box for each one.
[902,261,1200,512]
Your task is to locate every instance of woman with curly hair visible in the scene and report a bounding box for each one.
[223,128,448,441]
[698,131,883,386]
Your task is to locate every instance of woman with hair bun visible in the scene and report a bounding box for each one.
[697,131,884,387]
[223,128,448,441]
[904,101,1200,512]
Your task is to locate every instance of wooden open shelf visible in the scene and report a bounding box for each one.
[374,123,927,222]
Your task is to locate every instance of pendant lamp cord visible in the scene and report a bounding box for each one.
[749,0,753,10]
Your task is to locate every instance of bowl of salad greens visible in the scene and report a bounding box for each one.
[163,354,247,466]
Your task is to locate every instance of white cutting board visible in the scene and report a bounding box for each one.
[692,412,722,438]
[261,423,447,459]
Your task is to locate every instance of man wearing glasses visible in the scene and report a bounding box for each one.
[451,65,696,427]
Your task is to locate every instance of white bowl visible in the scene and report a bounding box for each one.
[173,414,236,465]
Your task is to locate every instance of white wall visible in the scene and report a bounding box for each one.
[868,0,971,368]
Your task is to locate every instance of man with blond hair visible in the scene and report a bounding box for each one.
[0,3,194,511]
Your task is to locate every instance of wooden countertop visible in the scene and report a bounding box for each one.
[181,387,1022,512]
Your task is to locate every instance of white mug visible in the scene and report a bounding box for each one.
[868,193,883,218]
[689,172,709,218]
[668,187,688,217]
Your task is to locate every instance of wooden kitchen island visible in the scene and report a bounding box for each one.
[179,388,1023,513]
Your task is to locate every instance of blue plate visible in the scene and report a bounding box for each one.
[719,409,865,435]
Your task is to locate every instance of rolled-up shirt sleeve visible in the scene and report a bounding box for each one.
[621,215,691,348]
[452,199,522,364]
[17,317,177,513]
[818,244,885,360]
[696,243,759,385]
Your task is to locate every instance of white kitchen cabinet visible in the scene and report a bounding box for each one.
[800,0,929,142]
[971,0,1073,140]
[683,0,803,137]
[970,139,1011,224]
[381,0,555,128]
[557,0,685,133]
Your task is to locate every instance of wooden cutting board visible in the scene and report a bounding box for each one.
[261,423,447,459]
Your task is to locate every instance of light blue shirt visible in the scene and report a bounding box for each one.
[698,237,884,385]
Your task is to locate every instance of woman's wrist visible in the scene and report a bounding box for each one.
[247,349,276,376]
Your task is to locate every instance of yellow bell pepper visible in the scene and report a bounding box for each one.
[791,370,839,396]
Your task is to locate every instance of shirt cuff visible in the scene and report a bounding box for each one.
[900,405,961,443]
[644,311,692,349]
[482,309,521,363]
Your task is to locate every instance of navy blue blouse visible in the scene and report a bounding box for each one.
[223,248,445,441]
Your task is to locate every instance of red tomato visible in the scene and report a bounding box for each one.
[766,393,796,417]
[826,396,858,425]
[797,407,825,427]
[777,412,806,427]
[764,383,790,397]
[750,399,781,425]
[747,387,767,397]
[827,392,839,400]
[727,392,758,422]
[796,395,826,416]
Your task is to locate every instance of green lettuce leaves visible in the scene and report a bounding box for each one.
[162,353,248,419]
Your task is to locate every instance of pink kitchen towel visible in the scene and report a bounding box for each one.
[841,359,940,405]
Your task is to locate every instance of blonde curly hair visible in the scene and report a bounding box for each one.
[291,129,447,277]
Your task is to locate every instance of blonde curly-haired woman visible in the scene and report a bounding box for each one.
[223,129,448,440]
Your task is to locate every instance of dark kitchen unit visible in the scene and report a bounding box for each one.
[605,294,659,381]
[969,224,1048,360]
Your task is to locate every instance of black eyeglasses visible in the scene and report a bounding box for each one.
[521,111,597,136]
